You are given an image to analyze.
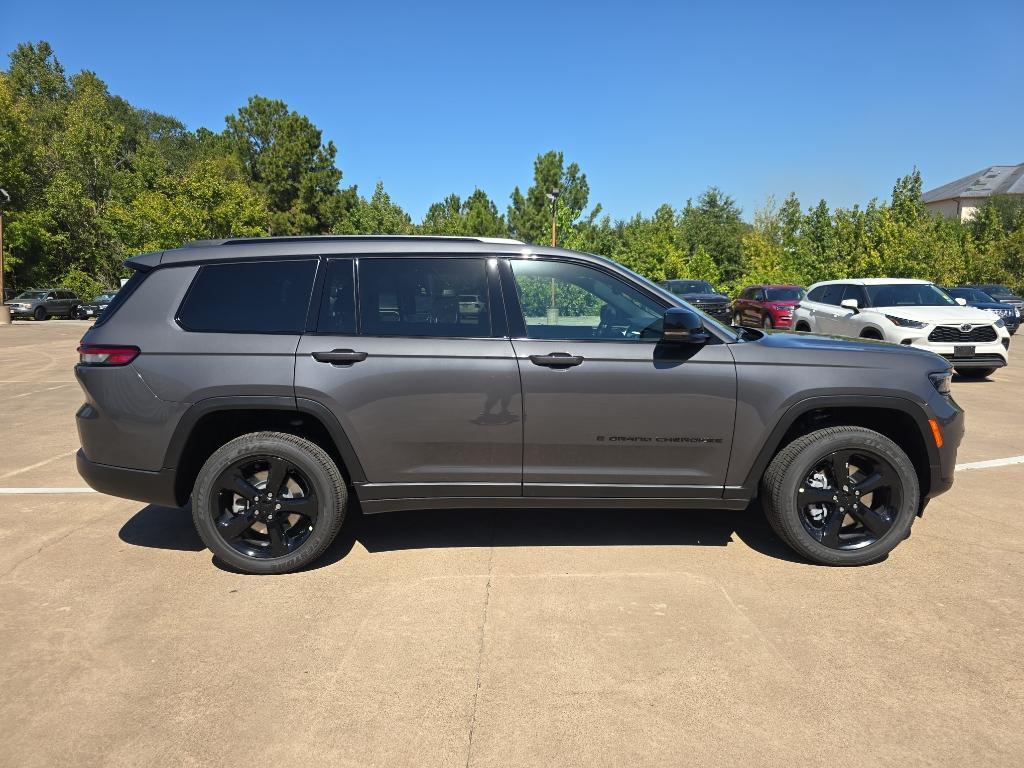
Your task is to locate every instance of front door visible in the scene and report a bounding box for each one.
[504,258,736,498]
[294,256,522,499]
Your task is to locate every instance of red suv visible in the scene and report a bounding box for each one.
[732,284,805,329]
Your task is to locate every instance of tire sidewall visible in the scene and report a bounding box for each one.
[774,431,919,565]
[192,433,346,574]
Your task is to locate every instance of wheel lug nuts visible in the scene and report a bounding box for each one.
[275,503,281,510]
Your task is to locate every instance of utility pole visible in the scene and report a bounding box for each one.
[546,187,560,247]
[0,189,10,326]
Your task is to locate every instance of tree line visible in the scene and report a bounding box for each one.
[1,41,1021,301]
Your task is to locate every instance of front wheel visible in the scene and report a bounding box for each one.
[955,367,996,379]
[33,306,47,321]
[762,314,773,330]
[761,426,919,566]
[192,432,347,574]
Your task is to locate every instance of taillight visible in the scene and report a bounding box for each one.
[77,345,140,366]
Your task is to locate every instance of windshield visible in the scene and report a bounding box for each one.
[765,287,805,301]
[981,285,1011,297]
[667,280,715,295]
[622,266,738,340]
[865,283,956,307]
[15,291,47,299]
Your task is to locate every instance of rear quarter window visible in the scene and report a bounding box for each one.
[177,259,318,333]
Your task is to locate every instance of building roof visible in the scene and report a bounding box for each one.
[922,163,1024,203]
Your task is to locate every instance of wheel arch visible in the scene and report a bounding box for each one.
[165,396,365,506]
[731,396,938,503]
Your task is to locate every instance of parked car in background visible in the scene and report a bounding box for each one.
[963,284,1024,314]
[732,284,805,329]
[75,291,119,320]
[944,286,1019,335]
[3,288,81,320]
[658,279,732,324]
[792,278,1010,378]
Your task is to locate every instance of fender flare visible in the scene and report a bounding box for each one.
[727,394,939,500]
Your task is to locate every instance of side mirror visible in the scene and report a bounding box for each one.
[954,297,967,306]
[662,307,709,344]
[840,298,859,313]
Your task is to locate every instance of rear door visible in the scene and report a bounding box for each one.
[294,256,522,500]
[504,257,736,498]
[813,284,847,334]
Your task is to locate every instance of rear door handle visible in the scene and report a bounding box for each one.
[312,349,368,365]
[529,353,583,368]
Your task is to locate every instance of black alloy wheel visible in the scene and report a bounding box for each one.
[33,306,47,321]
[795,449,900,550]
[192,432,347,574]
[211,455,319,559]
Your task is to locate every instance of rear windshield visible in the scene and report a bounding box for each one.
[764,287,805,301]
[865,283,955,307]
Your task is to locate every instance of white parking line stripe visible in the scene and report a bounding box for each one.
[0,488,96,494]
[955,455,1024,472]
[0,450,79,480]
[2,384,72,401]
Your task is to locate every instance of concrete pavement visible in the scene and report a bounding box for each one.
[0,320,1021,767]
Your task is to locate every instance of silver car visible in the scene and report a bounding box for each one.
[5,288,81,320]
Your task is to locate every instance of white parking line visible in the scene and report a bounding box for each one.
[955,455,1024,472]
[0,487,96,494]
[1,384,72,401]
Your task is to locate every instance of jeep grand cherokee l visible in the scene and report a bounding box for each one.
[75,236,963,574]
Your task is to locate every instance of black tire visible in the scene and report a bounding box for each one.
[762,314,773,330]
[732,312,743,327]
[794,321,810,332]
[192,432,347,574]
[761,426,919,566]
[955,367,996,379]
[33,306,47,321]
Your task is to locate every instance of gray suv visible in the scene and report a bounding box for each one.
[6,288,81,320]
[75,236,964,574]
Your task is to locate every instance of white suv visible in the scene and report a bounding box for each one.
[792,278,1010,378]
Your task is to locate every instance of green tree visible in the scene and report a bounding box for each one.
[508,151,589,245]
[678,187,747,281]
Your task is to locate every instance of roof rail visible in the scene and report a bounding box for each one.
[182,234,524,248]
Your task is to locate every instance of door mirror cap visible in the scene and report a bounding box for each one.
[840,298,860,313]
[954,297,967,306]
[662,307,710,344]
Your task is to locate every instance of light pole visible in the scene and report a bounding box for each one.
[0,188,10,326]
[546,187,560,247]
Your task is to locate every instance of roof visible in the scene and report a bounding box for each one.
[808,278,932,289]
[922,163,1024,203]
[124,234,613,272]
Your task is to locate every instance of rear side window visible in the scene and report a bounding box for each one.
[178,260,317,333]
[358,258,491,337]
[316,258,357,334]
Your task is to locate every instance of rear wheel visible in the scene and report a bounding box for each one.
[192,432,347,574]
[761,427,919,566]
[33,306,47,321]
[955,367,996,379]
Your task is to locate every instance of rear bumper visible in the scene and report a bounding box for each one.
[76,450,180,507]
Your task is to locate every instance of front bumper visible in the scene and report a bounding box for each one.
[76,450,180,507]
[926,392,965,500]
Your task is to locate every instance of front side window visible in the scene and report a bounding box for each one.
[510,259,664,341]
[358,258,491,337]
[178,259,317,333]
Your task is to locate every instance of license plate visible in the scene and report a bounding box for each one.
[954,345,975,358]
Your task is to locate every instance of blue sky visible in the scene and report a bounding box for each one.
[3,0,1022,222]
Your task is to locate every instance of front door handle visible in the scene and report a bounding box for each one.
[529,353,583,368]
[312,349,368,365]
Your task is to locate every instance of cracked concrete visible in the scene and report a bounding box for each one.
[0,320,1022,767]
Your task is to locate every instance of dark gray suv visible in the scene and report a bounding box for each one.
[75,236,964,574]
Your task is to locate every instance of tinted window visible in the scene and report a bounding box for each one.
[511,259,663,341]
[316,259,356,334]
[667,280,715,295]
[840,285,866,306]
[820,285,845,306]
[807,286,826,302]
[358,258,491,337]
[178,260,317,333]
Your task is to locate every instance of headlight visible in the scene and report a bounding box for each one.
[885,315,928,329]
[929,371,952,395]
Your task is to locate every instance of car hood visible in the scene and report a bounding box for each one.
[681,293,730,302]
[747,328,947,365]
[869,305,996,325]
[969,301,1017,312]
